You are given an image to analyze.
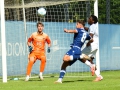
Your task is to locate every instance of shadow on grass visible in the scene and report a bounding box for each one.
[63,79,92,83]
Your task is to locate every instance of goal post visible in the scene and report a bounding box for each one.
[94,0,100,74]
[1,0,7,83]
[1,0,99,82]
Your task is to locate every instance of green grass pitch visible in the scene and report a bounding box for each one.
[0,70,120,90]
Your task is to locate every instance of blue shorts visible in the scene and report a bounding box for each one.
[66,46,81,65]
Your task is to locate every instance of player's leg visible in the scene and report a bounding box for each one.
[81,56,102,79]
[94,70,103,81]
[90,49,103,81]
[79,57,93,67]
[25,53,36,81]
[70,46,94,69]
[38,54,46,81]
[81,45,94,63]
[84,48,103,81]
[55,50,72,83]
[88,49,98,76]
[55,59,77,83]
[79,54,96,76]
[81,46,96,76]
[55,48,78,83]
[55,61,69,83]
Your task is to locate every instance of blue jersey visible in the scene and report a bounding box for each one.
[67,28,91,66]
[71,28,91,48]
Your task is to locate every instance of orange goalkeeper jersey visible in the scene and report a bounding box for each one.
[28,32,51,52]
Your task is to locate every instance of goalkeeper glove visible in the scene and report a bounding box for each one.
[28,46,33,53]
[47,47,50,53]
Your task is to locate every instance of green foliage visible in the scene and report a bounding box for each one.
[98,0,120,24]
[110,0,120,24]
[98,0,106,23]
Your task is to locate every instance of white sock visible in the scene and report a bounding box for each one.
[85,60,92,67]
[58,78,62,82]
[39,72,43,76]
[26,75,29,80]
[95,70,100,77]
[26,75,29,78]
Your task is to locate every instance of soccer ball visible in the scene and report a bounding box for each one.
[38,8,46,16]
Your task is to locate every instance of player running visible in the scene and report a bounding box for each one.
[55,20,93,83]
[25,22,51,81]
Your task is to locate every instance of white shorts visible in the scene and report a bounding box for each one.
[82,44,98,58]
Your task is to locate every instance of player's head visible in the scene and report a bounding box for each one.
[37,22,44,33]
[88,15,98,25]
[76,20,85,28]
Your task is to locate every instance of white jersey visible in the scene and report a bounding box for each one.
[88,23,99,49]
[82,23,99,57]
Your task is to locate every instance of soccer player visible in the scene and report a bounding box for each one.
[80,15,103,81]
[25,22,51,81]
[55,20,93,83]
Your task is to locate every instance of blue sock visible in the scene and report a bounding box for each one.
[59,70,66,78]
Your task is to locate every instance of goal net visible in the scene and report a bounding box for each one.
[0,0,97,81]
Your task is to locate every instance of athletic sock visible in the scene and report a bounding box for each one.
[95,70,100,77]
[85,60,92,67]
[26,75,29,78]
[58,70,66,81]
[39,72,43,76]
[57,78,62,82]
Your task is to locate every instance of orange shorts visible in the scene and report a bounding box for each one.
[28,50,46,62]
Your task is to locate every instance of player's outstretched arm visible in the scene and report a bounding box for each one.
[64,28,77,33]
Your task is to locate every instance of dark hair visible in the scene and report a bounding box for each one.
[37,22,44,27]
[77,20,85,26]
[91,15,98,24]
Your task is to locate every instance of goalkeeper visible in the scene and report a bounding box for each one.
[25,22,51,81]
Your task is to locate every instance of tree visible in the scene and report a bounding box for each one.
[98,0,120,24]
[110,0,120,24]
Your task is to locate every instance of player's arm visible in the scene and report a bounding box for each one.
[89,26,95,38]
[27,40,31,46]
[27,36,33,46]
[89,33,94,38]
[46,36,51,47]
[27,35,33,52]
[86,34,94,47]
[46,36,51,53]
[84,26,89,31]
[64,28,77,33]
[88,38,94,44]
